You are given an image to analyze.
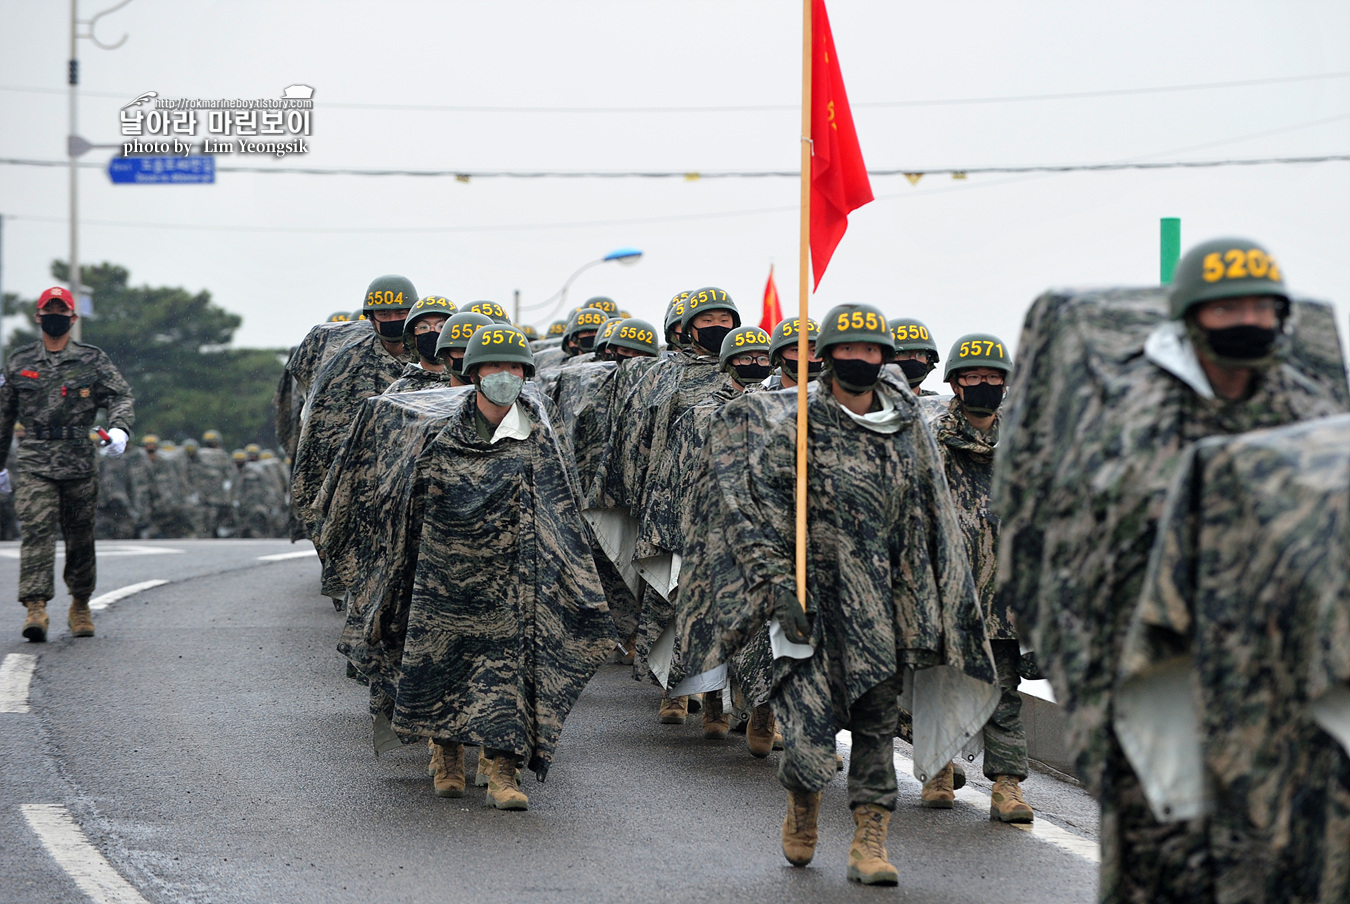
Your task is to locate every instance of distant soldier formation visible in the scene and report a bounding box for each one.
[10,237,1347,901]
[88,432,289,540]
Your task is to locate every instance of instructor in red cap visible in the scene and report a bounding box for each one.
[0,286,135,641]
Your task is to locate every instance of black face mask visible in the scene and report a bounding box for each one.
[960,382,1004,416]
[415,332,441,362]
[732,363,773,384]
[692,324,732,356]
[830,357,883,393]
[780,359,823,383]
[1203,324,1279,361]
[898,359,931,387]
[377,318,406,340]
[447,352,465,376]
[40,314,72,338]
[577,332,597,352]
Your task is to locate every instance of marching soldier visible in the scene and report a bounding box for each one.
[0,286,134,642]
[385,296,455,393]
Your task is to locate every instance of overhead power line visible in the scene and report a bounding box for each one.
[2,153,1348,180]
[1,70,1347,113]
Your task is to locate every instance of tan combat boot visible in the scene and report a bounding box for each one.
[920,761,955,809]
[427,738,441,776]
[781,789,821,866]
[702,691,730,739]
[22,600,49,643]
[487,757,529,811]
[658,692,689,725]
[989,775,1034,823]
[68,598,94,638]
[475,749,492,787]
[432,741,466,799]
[847,804,899,886]
[746,704,775,758]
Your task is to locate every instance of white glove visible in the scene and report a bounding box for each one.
[0,469,10,494]
[104,427,129,457]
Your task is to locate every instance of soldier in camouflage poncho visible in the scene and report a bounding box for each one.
[992,239,1348,904]
[1112,415,1350,904]
[921,332,1033,821]
[292,276,416,602]
[338,326,616,809]
[95,441,150,539]
[384,295,455,394]
[673,305,998,887]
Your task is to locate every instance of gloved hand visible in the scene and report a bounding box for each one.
[0,469,10,494]
[103,427,129,457]
[773,586,813,645]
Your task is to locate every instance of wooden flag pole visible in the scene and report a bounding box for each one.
[795,0,812,614]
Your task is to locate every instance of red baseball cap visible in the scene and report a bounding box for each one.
[37,287,75,312]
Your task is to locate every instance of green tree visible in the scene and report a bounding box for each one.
[4,261,286,449]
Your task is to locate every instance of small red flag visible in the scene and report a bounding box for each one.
[809,0,873,289]
[760,265,784,333]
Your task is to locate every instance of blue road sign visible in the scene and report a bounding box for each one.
[108,156,215,184]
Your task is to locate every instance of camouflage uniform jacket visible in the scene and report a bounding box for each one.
[193,448,233,506]
[96,446,150,527]
[384,362,449,394]
[1118,415,1350,904]
[0,341,134,480]
[992,288,1348,792]
[675,376,996,723]
[291,330,410,535]
[933,401,1011,639]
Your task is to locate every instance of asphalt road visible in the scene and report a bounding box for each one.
[0,539,1099,904]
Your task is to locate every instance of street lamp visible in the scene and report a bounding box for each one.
[515,247,644,324]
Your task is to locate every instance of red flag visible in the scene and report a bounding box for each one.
[809,0,873,289]
[760,264,784,333]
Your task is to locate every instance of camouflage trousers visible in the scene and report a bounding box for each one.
[982,639,1028,780]
[1099,733,1211,904]
[774,670,901,811]
[187,505,218,540]
[14,471,98,604]
[95,502,139,539]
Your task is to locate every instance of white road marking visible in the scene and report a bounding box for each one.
[257,549,318,562]
[0,653,37,713]
[20,804,151,904]
[89,580,170,611]
[836,730,1100,863]
[0,545,183,560]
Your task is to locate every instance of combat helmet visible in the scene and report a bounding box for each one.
[583,296,619,316]
[608,318,660,358]
[563,306,610,355]
[890,317,940,388]
[464,300,511,323]
[461,324,536,378]
[592,317,625,358]
[943,333,1012,380]
[768,317,821,381]
[719,325,773,384]
[546,320,567,339]
[681,287,741,355]
[231,449,247,465]
[816,304,895,361]
[403,295,457,350]
[327,311,351,323]
[663,292,692,348]
[1169,237,1288,320]
[245,443,261,461]
[362,274,418,313]
[202,429,223,448]
[435,312,494,375]
[519,324,540,341]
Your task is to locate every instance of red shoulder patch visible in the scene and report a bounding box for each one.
[20,370,40,379]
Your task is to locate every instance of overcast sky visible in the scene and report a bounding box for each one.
[2,1,1347,389]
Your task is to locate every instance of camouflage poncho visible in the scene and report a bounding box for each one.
[291,329,410,538]
[382,387,617,779]
[549,359,616,484]
[584,355,663,509]
[933,401,1010,638]
[1117,415,1350,904]
[992,288,1348,794]
[275,320,371,456]
[674,377,997,777]
[384,362,449,394]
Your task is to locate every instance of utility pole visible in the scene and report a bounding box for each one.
[513,289,521,325]
[67,0,134,342]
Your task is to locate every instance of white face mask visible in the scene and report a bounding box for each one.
[478,372,524,407]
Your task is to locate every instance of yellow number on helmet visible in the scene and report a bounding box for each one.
[1202,252,1225,283]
